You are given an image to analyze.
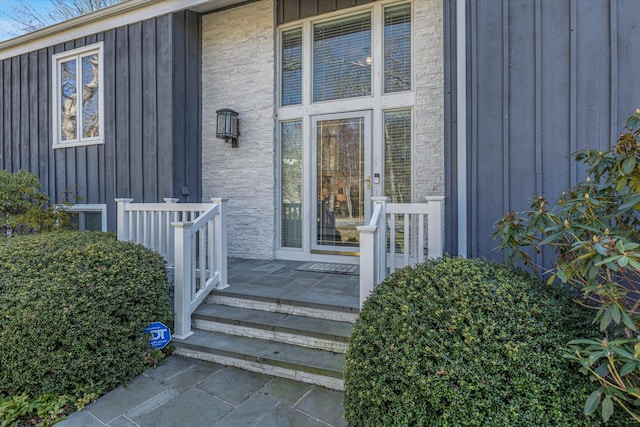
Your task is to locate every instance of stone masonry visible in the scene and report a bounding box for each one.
[414,0,445,199]
[201,0,277,259]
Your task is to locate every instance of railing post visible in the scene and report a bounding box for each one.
[357,225,377,308]
[425,196,445,258]
[164,198,179,265]
[211,198,229,290]
[115,198,133,241]
[173,222,194,339]
[371,197,389,283]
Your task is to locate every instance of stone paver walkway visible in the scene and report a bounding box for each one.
[56,355,346,427]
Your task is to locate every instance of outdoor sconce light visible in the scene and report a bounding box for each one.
[216,108,240,147]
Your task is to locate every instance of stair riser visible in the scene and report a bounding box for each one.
[193,319,349,353]
[208,295,358,323]
[173,347,344,391]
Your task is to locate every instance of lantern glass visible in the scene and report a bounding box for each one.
[216,109,239,146]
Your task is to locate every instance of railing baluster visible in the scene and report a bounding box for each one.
[389,214,397,273]
[418,213,425,264]
[208,218,214,283]
[191,229,197,300]
[169,211,175,264]
[199,227,206,290]
[403,213,410,267]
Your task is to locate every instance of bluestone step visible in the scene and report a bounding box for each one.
[207,284,359,323]
[192,303,353,353]
[172,329,345,390]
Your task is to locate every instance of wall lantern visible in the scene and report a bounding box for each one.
[216,108,240,147]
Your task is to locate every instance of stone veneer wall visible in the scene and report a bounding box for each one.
[413,0,444,200]
[201,0,444,260]
[201,0,276,259]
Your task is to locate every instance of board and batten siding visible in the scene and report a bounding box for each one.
[0,10,201,231]
[277,0,375,24]
[445,0,640,259]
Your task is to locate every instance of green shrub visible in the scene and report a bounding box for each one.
[0,231,172,396]
[494,110,640,423]
[0,170,70,235]
[344,257,621,426]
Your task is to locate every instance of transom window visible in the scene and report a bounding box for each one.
[313,13,372,102]
[52,42,104,148]
[280,2,411,108]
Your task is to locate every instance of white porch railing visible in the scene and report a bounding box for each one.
[357,196,444,307]
[116,197,228,339]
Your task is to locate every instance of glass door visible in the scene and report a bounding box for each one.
[312,112,372,253]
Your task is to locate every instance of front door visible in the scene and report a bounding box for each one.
[311,111,372,254]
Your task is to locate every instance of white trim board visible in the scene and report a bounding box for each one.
[456,0,468,257]
[0,0,244,60]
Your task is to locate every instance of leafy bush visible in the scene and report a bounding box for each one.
[344,257,618,426]
[494,109,640,422]
[0,170,70,235]
[0,231,172,397]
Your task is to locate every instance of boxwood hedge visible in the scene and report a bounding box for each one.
[0,231,172,396]
[344,257,620,426]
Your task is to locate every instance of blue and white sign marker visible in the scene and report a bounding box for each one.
[143,322,172,349]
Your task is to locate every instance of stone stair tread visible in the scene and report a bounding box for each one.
[193,304,353,342]
[212,283,359,313]
[172,330,344,379]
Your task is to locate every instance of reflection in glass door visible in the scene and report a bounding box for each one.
[314,114,370,251]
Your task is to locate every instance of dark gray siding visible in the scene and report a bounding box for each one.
[277,0,375,24]
[0,10,202,231]
[446,0,640,259]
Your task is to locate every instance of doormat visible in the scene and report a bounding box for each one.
[296,262,359,275]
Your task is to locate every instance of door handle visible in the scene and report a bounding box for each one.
[365,176,371,190]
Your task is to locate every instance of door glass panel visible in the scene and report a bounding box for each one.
[281,120,303,248]
[316,117,365,248]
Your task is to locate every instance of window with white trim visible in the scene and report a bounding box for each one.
[52,42,104,148]
[66,204,107,231]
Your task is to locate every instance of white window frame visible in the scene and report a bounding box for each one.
[276,0,414,258]
[51,42,104,149]
[65,204,107,231]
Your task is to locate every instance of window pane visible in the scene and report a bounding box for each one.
[84,212,103,231]
[60,59,77,141]
[384,110,411,203]
[70,211,103,231]
[384,4,411,93]
[281,121,302,248]
[313,13,371,102]
[82,54,100,138]
[282,28,302,106]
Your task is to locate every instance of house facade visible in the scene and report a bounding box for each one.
[1,0,639,263]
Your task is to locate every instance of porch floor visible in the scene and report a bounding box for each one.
[223,258,360,311]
